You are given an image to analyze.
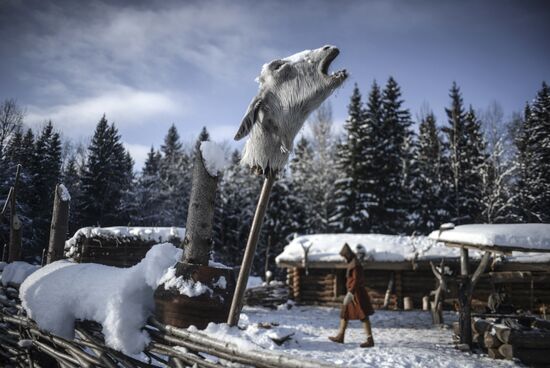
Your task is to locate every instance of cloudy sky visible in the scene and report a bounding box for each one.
[1,0,549,168]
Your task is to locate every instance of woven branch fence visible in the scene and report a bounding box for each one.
[0,283,331,368]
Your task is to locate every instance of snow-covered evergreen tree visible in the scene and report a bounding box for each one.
[132,147,164,225]
[289,136,316,232]
[158,124,191,226]
[308,102,338,233]
[442,83,486,224]
[378,77,413,234]
[214,150,262,266]
[80,116,133,227]
[513,82,550,222]
[29,121,62,252]
[332,84,369,232]
[62,155,82,233]
[414,112,448,233]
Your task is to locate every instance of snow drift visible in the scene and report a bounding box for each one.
[20,243,182,354]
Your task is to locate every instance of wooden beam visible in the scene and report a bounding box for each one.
[443,241,550,254]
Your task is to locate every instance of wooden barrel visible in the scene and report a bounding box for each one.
[154,262,236,329]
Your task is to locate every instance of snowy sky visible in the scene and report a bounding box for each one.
[1,0,549,169]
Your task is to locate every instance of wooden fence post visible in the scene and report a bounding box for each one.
[47,184,70,264]
[8,164,22,262]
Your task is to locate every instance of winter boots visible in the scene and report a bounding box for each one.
[329,318,375,347]
[360,319,375,348]
[328,319,348,343]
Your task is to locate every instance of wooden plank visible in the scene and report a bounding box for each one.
[443,241,550,254]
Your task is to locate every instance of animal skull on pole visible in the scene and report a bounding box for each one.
[227,45,347,326]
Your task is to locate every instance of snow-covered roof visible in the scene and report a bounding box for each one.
[428,224,550,252]
[276,233,550,266]
[275,234,462,265]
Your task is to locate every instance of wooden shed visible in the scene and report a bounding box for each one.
[64,226,185,267]
[276,234,550,312]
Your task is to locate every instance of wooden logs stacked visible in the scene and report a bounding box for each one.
[470,317,550,366]
[244,282,289,309]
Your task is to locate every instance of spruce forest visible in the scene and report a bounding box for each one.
[1,79,549,274]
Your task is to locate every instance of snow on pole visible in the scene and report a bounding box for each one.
[47,184,71,264]
[228,45,348,326]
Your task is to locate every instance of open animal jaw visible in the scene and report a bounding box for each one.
[235,45,348,175]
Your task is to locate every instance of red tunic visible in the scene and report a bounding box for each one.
[340,258,375,320]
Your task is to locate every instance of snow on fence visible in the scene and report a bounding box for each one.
[0,244,329,368]
[64,226,186,267]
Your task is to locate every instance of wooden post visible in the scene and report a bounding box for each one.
[46,184,70,264]
[181,148,221,265]
[8,164,22,262]
[457,249,491,348]
[227,173,276,326]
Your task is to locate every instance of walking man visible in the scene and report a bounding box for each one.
[329,243,375,348]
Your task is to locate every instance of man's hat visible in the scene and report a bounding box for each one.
[339,243,355,261]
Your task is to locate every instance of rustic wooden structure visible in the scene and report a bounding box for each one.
[279,257,550,312]
[433,225,550,349]
[429,259,449,324]
[155,145,236,329]
[469,316,550,366]
[68,231,184,268]
[46,184,70,264]
[1,164,22,262]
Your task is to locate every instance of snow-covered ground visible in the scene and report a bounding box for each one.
[234,306,521,368]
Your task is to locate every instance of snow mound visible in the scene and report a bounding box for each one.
[429,223,550,251]
[200,141,228,176]
[20,243,182,355]
[158,266,212,297]
[1,262,40,287]
[275,234,459,264]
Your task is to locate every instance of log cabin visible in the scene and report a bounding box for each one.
[275,234,550,312]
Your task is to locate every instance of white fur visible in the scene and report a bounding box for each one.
[238,46,347,174]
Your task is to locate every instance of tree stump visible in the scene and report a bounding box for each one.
[154,143,235,329]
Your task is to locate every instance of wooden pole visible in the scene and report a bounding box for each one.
[8,164,22,262]
[47,184,70,264]
[458,249,491,348]
[181,147,220,265]
[227,173,275,326]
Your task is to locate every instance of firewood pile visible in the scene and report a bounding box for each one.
[454,316,550,366]
[244,281,289,309]
[0,283,329,368]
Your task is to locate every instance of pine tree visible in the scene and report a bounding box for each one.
[214,150,262,266]
[80,116,133,226]
[513,82,550,222]
[133,147,164,225]
[332,84,369,232]
[442,83,486,224]
[159,124,191,226]
[414,112,449,233]
[361,81,385,233]
[378,77,413,234]
[29,121,62,253]
[289,136,316,232]
[62,155,82,233]
[308,102,338,233]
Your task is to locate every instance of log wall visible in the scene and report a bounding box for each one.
[284,265,550,312]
